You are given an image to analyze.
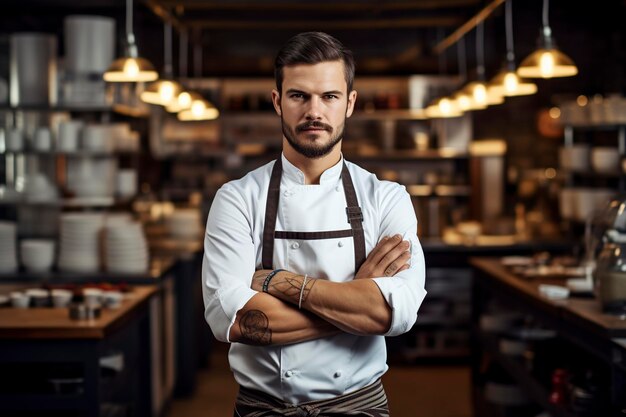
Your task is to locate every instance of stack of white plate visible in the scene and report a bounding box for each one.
[58,213,104,273]
[104,220,149,274]
[166,209,203,239]
[0,222,18,273]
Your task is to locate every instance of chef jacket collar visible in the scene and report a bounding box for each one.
[280,153,344,185]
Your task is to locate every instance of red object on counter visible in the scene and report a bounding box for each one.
[549,368,569,405]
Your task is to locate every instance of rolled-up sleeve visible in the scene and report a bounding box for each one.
[202,184,257,342]
[370,184,427,337]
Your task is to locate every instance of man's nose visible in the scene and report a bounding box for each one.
[304,96,322,119]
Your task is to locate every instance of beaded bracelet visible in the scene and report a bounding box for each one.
[262,269,285,293]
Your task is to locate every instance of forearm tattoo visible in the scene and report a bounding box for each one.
[239,310,272,345]
[270,274,317,306]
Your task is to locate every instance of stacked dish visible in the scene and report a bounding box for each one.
[0,221,18,273]
[58,213,104,273]
[166,209,203,239]
[104,219,149,274]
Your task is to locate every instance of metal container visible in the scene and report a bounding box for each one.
[10,33,58,106]
[64,15,115,74]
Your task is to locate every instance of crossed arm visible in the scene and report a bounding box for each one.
[228,235,411,345]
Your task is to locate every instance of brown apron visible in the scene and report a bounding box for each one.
[234,378,389,417]
[262,157,366,271]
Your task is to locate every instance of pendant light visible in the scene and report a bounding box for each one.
[177,36,219,121]
[452,37,483,111]
[488,0,537,96]
[166,29,194,113]
[426,34,463,119]
[104,0,158,82]
[463,21,504,109]
[141,21,182,105]
[517,0,578,78]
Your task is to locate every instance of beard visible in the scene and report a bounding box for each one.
[281,116,345,159]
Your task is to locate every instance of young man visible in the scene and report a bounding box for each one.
[202,32,426,416]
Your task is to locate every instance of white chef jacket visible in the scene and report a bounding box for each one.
[202,153,426,404]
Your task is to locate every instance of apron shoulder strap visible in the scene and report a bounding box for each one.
[341,163,366,272]
[262,158,282,269]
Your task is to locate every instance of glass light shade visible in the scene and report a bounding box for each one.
[425,97,463,118]
[517,48,578,78]
[104,57,158,82]
[488,70,538,97]
[166,91,201,113]
[140,79,183,105]
[452,91,478,112]
[464,82,504,108]
[178,99,220,121]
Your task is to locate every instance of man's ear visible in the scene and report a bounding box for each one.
[271,89,282,116]
[346,90,358,118]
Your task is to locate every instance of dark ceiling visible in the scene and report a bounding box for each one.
[1,0,626,93]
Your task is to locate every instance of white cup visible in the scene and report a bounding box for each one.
[6,128,23,151]
[57,120,83,152]
[34,127,52,151]
[83,288,103,306]
[10,291,30,308]
[20,239,55,273]
[116,169,137,197]
[103,291,123,309]
[51,289,73,308]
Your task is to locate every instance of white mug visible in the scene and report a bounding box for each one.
[34,127,52,151]
[6,127,23,152]
[57,120,83,152]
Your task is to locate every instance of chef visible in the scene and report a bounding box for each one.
[202,32,427,416]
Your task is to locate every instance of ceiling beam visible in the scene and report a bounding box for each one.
[433,0,505,54]
[184,16,463,30]
[154,0,481,12]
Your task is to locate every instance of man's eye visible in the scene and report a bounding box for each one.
[290,94,305,99]
[324,95,338,100]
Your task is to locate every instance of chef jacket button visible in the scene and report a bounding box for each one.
[285,370,293,378]
[335,186,341,192]
[334,370,342,378]
[291,242,300,249]
[338,241,344,247]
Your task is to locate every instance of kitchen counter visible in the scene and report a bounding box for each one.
[470,258,626,338]
[0,286,157,339]
[0,286,157,417]
[470,257,626,417]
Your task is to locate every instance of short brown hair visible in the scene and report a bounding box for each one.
[274,32,355,94]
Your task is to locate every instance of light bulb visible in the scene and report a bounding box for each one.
[504,73,519,94]
[540,52,555,78]
[178,92,192,108]
[158,81,176,103]
[473,83,488,105]
[123,59,139,78]
[191,100,206,117]
[456,94,472,111]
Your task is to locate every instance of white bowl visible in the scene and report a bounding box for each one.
[591,147,620,172]
[51,289,73,308]
[20,239,55,272]
[10,291,30,308]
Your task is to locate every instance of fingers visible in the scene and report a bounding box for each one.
[368,234,405,265]
[382,250,411,276]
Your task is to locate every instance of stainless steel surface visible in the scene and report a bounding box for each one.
[9,33,58,106]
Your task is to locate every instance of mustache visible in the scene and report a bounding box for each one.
[295,121,332,133]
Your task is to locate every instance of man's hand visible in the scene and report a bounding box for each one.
[355,234,410,279]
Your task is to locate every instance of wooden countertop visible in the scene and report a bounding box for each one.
[0,285,158,340]
[470,258,626,339]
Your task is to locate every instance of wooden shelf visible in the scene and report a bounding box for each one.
[220,109,429,121]
[406,184,471,197]
[0,104,113,113]
[345,148,469,160]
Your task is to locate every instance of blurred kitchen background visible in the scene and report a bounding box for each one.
[1,1,626,417]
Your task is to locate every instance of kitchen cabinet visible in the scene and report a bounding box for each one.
[0,286,158,417]
[470,258,626,417]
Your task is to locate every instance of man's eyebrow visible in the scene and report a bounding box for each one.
[284,89,344,96]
